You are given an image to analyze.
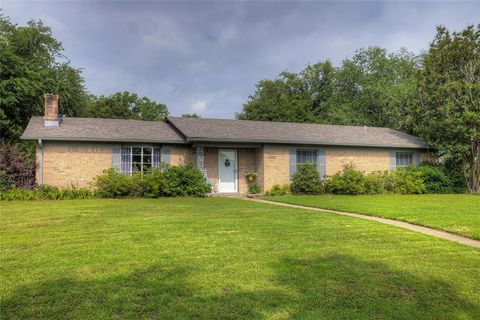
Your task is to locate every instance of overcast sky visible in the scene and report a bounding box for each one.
[1,1,479,118]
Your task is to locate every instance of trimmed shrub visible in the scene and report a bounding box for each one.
[266,184,291,196]
[247,183,261,194]
[94,168,135,198]
[326,164,366,195]
[161,165,211,197]
[94,165,211,198]
[291,163,324,195]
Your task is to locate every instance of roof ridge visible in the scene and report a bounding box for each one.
[167,116,406,132]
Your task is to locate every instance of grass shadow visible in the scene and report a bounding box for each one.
[1,255,478,319]
[274,254,479,319]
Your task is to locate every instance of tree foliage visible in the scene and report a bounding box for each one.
[181,113,201,118]
[412,25,480,192]
[86,91,169,121]
[0,14,88,142]
[237,47,420,130]
[0,141,35,189]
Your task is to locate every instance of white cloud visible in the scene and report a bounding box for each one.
[190,100,207,114]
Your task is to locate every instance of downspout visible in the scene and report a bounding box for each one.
[38,139,44,186]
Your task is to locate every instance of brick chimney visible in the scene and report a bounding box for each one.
[44,94,60,127]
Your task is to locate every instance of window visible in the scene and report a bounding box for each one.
[396,152,414,169]
[121,146,161,175]
[296,149,318,170]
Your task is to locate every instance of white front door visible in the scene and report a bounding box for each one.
[218,149,237,193]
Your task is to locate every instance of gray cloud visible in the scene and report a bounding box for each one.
[2,1,478,118]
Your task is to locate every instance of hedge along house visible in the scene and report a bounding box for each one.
[22,94,435,194]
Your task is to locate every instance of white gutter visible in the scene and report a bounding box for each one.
[38,139,43,185]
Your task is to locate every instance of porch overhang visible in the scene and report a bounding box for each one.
[191,142,262,149]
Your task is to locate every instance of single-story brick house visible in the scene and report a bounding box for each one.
[22,94,435,194]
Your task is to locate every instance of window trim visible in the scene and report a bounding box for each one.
[295,148,318,170]
[395,151,414,169]
[121,146,161,175]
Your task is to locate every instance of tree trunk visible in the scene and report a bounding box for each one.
[466,140,480,193]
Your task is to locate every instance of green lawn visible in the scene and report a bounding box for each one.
[1,198,479,319]
[264,194,480,240]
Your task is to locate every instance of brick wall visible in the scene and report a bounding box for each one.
[325,147,390,175]
[258,145,290,192]
[39,141,114,188]
[169,145,195,166]
[255,146,437,193]
[238,149,257,194]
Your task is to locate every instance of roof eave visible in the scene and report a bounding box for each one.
[20,135,187,144]
[186,137,429,149]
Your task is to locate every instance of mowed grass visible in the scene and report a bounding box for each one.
[264,194,480,240]
[1,198,479,319]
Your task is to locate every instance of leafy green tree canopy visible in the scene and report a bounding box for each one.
[0,14,88,142]
[86,91,169,121]
[237,47,420,130]
[412,25,480,192]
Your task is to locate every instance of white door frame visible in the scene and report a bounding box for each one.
[218,149,238,193]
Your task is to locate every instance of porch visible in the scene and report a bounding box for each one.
[194,145,262,195]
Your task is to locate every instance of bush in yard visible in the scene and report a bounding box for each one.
[390,167,425,194]
[364,171,390,195]
[132,167,169,198]
[291,163,324,195]
[0,142,35,189]
[161,164,211,197]
[266,184,291,196]
[326,164,367,195]
[92,165,211,198]
[417,163,466,194]
[94,168,134,198]
[247,182,261,194]
[0,170,15,192]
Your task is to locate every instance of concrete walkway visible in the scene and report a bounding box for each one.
[246,198,480,249]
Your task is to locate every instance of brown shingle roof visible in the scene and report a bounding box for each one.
[166,117,429,149]
[21,115,429,149]
[21,116,185,143]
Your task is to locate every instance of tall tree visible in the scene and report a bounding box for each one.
[236,61,336,123]
[0,14,88,142]
[333,47,420,130]
[411,25,480,193]
[237,47,420,130]
[86,91,168,121]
